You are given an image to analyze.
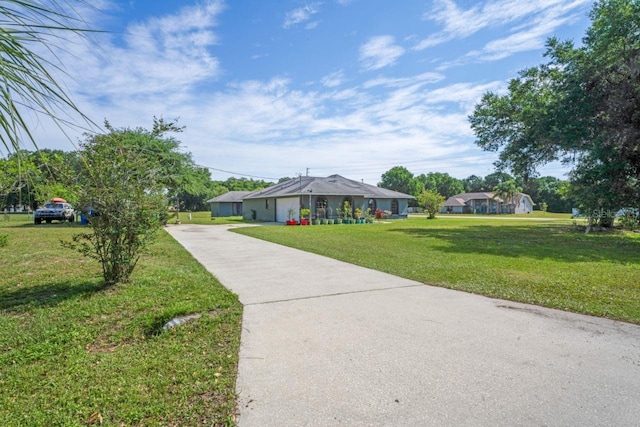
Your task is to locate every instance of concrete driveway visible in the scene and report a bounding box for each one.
[166,224,640,426]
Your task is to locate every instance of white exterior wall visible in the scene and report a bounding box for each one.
[515,196,534,214]
[276,197,300,222]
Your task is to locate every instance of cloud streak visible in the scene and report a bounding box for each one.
[415,0,591,53]
[359,35,406,71]
[283,3,321,29]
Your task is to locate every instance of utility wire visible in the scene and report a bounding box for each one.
[195,164,278,181]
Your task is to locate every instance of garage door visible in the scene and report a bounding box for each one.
[276,197,299,223]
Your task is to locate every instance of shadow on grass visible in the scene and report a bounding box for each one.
[0,279,105,312]
[11,222,88,229]
[389,224,640,264]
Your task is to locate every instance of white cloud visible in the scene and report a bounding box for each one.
[439,1,586,68]
[414,0,591,51]
[305,20,321,30]
[321,70,347,88]
[359,35,406,71]
[170,72,501,180]
[283,3,321,29]
[424,82,504,112]
[362,72,444,89]
[60,0,224,101]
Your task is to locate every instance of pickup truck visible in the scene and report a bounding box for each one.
[34,201,75,224]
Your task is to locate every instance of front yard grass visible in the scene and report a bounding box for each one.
[233,217,640,324]
[0,219,242,426]
[169,211,246,225]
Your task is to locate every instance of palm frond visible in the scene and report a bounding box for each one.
[0,0,97,153]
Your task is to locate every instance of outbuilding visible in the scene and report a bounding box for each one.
[206,191,252,217]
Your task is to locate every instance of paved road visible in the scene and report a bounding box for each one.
[166,224,640,427]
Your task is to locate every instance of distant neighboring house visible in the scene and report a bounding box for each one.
[206,191,252,217]
[242,174,414,222]
[442,192,535,214]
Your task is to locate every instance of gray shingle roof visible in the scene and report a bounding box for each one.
[243,175,414,200]
[206,191,253,204]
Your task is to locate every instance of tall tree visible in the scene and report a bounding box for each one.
[522,176,573,213]
[484,172,516,190]
[0,152,37,209]
[417,172,464,198]
[462,175,487,192]
[378,166,423,198]
[469,0,640,225]
[493,180,522,214]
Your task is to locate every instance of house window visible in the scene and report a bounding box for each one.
[315,197,327,218]
[391,199,399,215]
[265,199,269,210]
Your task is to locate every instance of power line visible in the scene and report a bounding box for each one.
[194,152,500,182]
[315,153,497,172]
[195,164,278,181]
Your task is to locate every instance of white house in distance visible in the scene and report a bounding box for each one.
[442,192,535,214]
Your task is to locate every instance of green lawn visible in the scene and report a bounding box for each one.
[0,218,242,426]
[169,211,247,225]
[233,216,640,324]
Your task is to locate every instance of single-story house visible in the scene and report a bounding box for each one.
[206,191,252,217]
[242,174,414,222]
[442,192,535,214]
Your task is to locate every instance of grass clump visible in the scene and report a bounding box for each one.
[0,219,242,425]
[233,217,640,324]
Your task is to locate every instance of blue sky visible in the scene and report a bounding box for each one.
[28,0,595,184]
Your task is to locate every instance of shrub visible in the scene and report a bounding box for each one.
[618,211,639,231]
[66,120,182,286]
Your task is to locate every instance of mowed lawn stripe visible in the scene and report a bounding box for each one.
[233,217,640,324]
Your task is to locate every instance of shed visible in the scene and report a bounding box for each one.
[206,191,252,217]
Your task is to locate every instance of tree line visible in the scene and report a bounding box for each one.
[0,148,275,212]
[377,166,573,213]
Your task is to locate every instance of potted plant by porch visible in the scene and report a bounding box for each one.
[354,207,363,223]
[364,208,374,223]
[334,206,342,224]
[342,200,353,224]
[286,208,298,225]
[374,208,385,222]
[326,207,335,224]
[300,208,310,225]
[314,206,327,225]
